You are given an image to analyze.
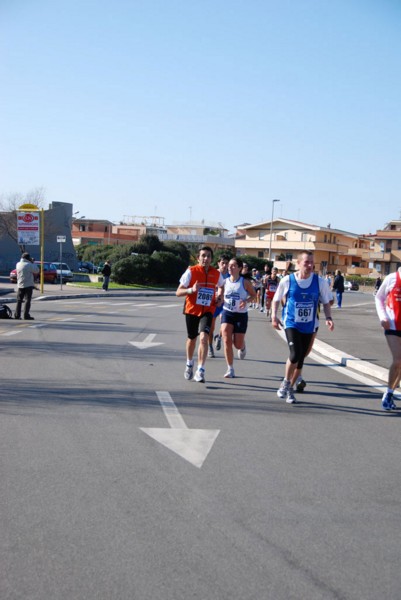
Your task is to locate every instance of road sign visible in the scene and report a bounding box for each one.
[17,210,40,245]
[57,236,66,243]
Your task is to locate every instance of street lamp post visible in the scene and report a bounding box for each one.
[268,199,280,262]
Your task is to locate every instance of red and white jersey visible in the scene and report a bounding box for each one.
[375,269,401,330]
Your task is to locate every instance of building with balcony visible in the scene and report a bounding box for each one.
[235,218,371,275]
[370,219,401,275]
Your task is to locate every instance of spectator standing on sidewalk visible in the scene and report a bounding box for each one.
[332,269,345,308]
[101,261,112,291]
[14,252,39,320]
[375,268,401,410]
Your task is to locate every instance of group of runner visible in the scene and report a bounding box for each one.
[176,245,401,411]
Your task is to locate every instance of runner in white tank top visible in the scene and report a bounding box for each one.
[221,257,257,378]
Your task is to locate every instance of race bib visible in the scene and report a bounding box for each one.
[294,301,313,323]
[196,287,214,307]
[226,292,240,311]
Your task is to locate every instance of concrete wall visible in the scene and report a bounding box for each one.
[0,202,78,273]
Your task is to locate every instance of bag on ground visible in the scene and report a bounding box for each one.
[0,304,13,319]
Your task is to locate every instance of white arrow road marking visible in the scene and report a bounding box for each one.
[140,391,220,468]
[129,333,164,349]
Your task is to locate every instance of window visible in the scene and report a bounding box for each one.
[79,224,86,232]
[398,240,401,250]
[386,242,392,252]
[324,234,327,243]
[258,251,263,258]
[258,231,265,240]
[285,253,293,261]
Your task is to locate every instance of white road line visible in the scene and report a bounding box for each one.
[3,330,23,336]
[156,391,188,429]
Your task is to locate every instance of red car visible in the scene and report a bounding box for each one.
[10,261,58,284]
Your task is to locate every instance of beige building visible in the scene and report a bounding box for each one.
[369,219,401,276]
[235,218,372,275]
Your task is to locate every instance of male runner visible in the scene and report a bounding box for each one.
[375,267,401,410]
[271,251,334,404]
[208,254,230,357]
[176,246,225,383]
[264,267,280,321]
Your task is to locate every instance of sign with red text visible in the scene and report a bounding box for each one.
[17,211,40,245]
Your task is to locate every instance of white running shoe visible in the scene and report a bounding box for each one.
[184,364,193,380]
[214,334,222,351]
[194,367,205,383]
[224,367,235,378]
[286,387,297,404]
[277,379,290,399]
[238,345,246,360]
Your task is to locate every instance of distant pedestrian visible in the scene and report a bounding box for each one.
[375,268,401,410]
[374,276,382,295]
[14,252,39,320]
[332,269,345,308]
[102,261,111,291]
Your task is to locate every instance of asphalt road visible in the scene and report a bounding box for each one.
[1,295,400,600]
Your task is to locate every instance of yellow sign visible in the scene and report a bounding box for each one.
[18,203,39,210]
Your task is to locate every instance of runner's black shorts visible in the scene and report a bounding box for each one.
[284,327,314,369]
[221,310,248,334]
[185,312,214,339]
[385,330,401,337]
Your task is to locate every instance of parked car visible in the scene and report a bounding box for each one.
[345,280,359,291]
[9,261,58,284]
[52,262,74,283]
[77,260,98,273]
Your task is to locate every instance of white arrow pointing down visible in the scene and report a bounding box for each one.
[140,391,220,468]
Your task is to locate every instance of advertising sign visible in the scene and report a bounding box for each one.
[17,211,40,245]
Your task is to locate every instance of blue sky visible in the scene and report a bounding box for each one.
[1,0,400,234]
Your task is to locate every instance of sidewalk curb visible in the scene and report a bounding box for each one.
[312,338,389,385]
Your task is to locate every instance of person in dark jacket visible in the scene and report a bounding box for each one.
[332,269,345,308]
[101,261,111,291]
[374,276,382,295]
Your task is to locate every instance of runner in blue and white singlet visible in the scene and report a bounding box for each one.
[271,251,334,404]
[221,257,257,378]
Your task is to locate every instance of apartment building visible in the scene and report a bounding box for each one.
[369,219,401,275]
[235,218,372,275]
